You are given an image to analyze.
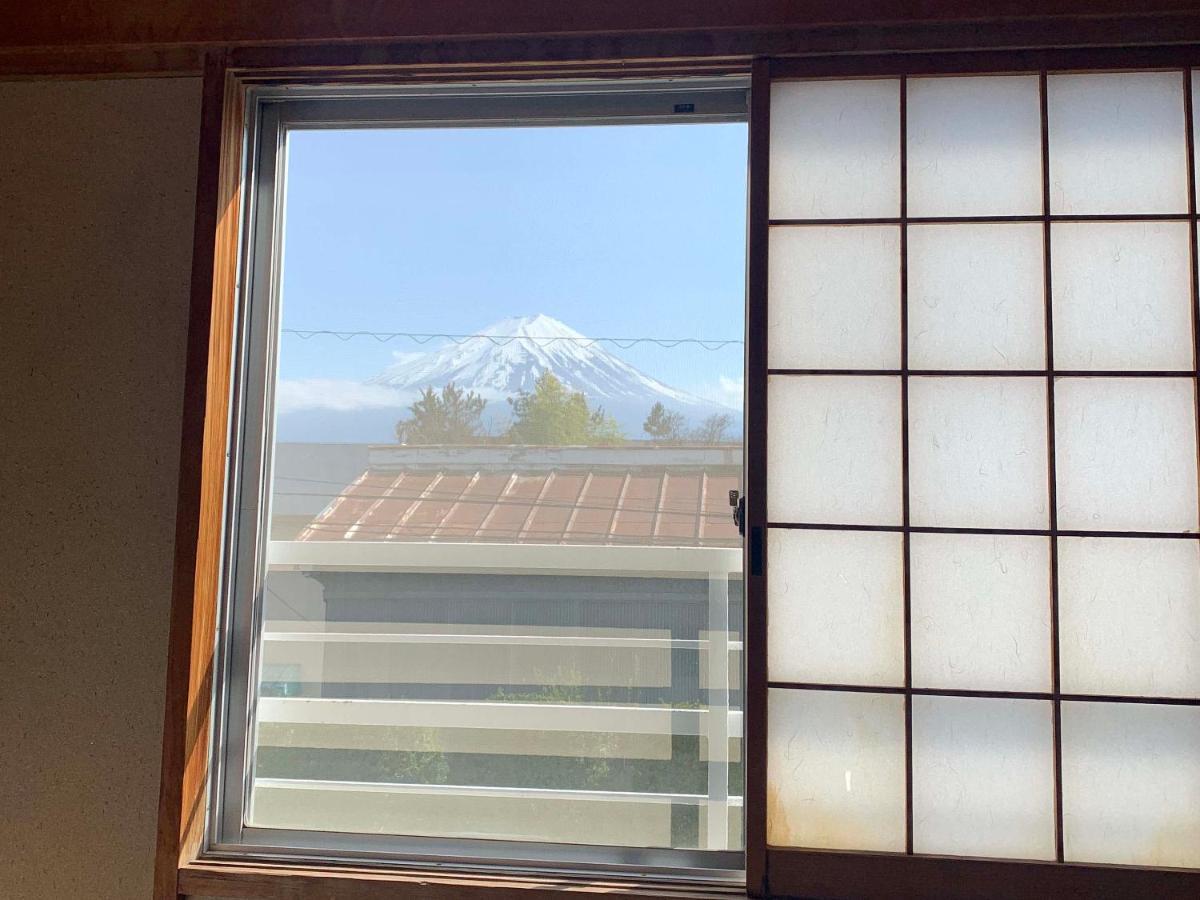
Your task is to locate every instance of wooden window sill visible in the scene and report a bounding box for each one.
[178,861,747,900]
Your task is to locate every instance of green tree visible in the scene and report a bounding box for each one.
[689,412,733,444]
[507,372,624,445]
[587,406,625,446]
[395,382,487,444]
[379,727,450,785]
[642,401,686,442]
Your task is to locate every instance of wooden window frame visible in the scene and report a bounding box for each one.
[155,50,755,900]
[753,50,1200,900]
[157,38,1200,900]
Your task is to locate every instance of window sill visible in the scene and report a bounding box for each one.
[177,861,747,900]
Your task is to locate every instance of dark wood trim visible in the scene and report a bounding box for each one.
[768,43,1200,81]
[4,12,1200,79]
[153,49,244,900]
[2,3,1198,51]
[221,17,1200,75]
[0,46,204,79]
[743,58,771,900]
[765,847,1200,900]
[15,2,1200,49]
[178,861,745,900]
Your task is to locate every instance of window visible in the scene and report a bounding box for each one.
[210,79,749,881]
[762,68,1200,893]
[188,59,1200,900]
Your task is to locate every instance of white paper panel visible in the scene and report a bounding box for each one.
[1051,222,1193,371]
[910,533,1052,692]
[1054,377,1198,532]
[908,377,1049,529]
[907,224,1045,370]
[1059,537,1200,698]
[768,226,901,369]
[1061,701,1200,868]
[912,696,1056,860]
[769,80,901,220]
[768,529,905,686]
[767,376,903,525]
[767,689,907,851]
[906,75,1042,217]
[1047,72,1188,215]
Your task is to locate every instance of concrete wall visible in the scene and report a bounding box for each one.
[0,77,201,899]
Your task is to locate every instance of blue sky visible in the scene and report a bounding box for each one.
[275,122,748,406]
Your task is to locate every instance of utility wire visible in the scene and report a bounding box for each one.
[282,328,742,351]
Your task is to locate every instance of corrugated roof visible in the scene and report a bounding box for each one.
[294,446,742,548]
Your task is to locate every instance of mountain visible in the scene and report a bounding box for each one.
[276,314,740,443]
[373,314,717,406]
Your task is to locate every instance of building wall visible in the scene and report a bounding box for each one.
[0,76,201,899]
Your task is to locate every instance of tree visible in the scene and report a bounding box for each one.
[690,412,733,444]
[642,402,686,442]
[395,382,487,444]
[587,406,625,446]
[507,372,624,445]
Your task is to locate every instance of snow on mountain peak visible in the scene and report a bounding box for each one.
[368,314,730,423]
[480,313,584,340]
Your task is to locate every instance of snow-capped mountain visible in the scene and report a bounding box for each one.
[371,314,712,409]
[276,314,740,442]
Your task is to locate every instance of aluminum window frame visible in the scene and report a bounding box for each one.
[205,75,752,884]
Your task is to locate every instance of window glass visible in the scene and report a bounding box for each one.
[221,83,748,872]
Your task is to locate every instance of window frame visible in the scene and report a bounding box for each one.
[208,75,752,882]
[752,52,1200,900]
[160,43,1200,900]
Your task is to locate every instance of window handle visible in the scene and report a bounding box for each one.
[729,489,746,536]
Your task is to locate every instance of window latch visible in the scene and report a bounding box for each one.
[729,489,746,536]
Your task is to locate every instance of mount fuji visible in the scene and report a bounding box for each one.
[276,314,740,443]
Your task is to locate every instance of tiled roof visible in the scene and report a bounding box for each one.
[295,445,742,548]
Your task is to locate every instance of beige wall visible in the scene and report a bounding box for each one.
[0,77,201,899]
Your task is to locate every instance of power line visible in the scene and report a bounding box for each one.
[282,328,742,351]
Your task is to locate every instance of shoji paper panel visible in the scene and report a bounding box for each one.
[907,223,1045,370]
[1051,222,1192,371]
[766,375,903,526]
[768,225,901,369]
[1061,701,1200,868]
[906,75,1042,217]
[1047,72,1188,215]
[912,696,1056,859]
[910,532,1052,692]
[1059,537,1200,698]
[766,69,1200,869]
[768,528,905,686]
[1054,377,1198,532]
[769,79,901,220]
[767,689,906,851]
[908,377,1049,529]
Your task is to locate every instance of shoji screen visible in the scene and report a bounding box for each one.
[757,66,1200,896]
